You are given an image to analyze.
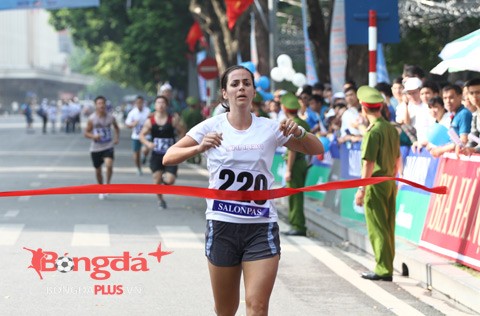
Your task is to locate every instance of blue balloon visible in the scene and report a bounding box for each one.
[263,92,274,101]
[257,76,270,90]
[319,136,330,153]
[427,123,450,146]
[239,61,256,74]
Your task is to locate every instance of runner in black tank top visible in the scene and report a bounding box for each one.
[139,95,185,209]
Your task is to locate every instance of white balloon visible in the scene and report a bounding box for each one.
[281,67,296,81]
[270,67,284,82]
[277,54,292,69]
[292,73,307,87]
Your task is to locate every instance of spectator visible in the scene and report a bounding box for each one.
[420,80,440,105]
[375,82,396,122]
[390,77,403,110]
[268,100,285,122]
[430,84,473,157]
[305,95,328,136]
[339,86,363,143]
[312,82,325,97]
[411,96,449,153]
[396,77,433,145]
[459,78,480,156]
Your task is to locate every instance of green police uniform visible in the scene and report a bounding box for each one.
[281,92,310,234]
[360,100,400,277]
[287,117,310,233]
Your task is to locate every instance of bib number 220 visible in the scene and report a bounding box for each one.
[218,169,267,205]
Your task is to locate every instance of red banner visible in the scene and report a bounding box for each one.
[0,177,446,199]
[420,153,480,271]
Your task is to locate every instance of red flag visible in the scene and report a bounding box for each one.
[225,0,254,29]
[185,21,204,52]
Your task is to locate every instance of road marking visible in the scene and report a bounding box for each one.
[0,167,148,173]
[156,225,203,249]
[18,196,30,202]
[293,237,424,316]
[4,210,20,218]
[29,182,42,187]
[184,163,209,177]
[0,224,24,245]
[71,224,110,247]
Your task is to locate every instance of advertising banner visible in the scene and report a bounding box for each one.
[305,155,332,201]
[420,153,480,271]
[395,148,440,243]
[339,142,362,180]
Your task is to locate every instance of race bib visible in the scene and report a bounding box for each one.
[134,123,143,135]
[153,138,174,154]
[94,127,112,143]
[212,167,271,217]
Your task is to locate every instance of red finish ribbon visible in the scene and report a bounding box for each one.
[0,177,447,199]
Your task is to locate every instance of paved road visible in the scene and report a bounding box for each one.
[0,114,474,315]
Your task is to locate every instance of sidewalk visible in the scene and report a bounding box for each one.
[276,196,480,314]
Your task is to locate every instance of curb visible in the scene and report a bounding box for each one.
[276,197,480,314]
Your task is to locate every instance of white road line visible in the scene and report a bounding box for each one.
[0,167,146,173]
[156,225,203,249]
[71,224,110,247]
[18,196,30,202]
[4,210,20,218]
[293,237,424,316]
[0,224,24,245]
[183,163,210,177]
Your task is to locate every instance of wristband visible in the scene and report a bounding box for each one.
[358,186,365,192]
[294,126,307,140]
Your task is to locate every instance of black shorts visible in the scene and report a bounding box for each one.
[205,220,281,267]
[150,153,178,175]
[90,148,114,169]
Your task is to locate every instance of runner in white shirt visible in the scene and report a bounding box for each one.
[84,96,120,200]
[163,65,324,316]
[125,96,151,175]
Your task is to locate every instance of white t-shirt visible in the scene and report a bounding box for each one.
[340,107,360,137]
[125,107,151,140]
[396,101,434,142]
[187,113,290,224]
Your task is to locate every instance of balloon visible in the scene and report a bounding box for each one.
[319,136,330,153]
[263,92,274,101]
[270,67,284,82]
[292,73,307,87]
[277,54,292,69]
[427,123,451,146]
[240,61,256,74]
[257,76,270,90]
[281,67,296,81]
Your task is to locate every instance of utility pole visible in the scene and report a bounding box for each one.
[268,0,277,91]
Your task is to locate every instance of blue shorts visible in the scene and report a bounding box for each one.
[132,139,142,152]
[205,220,281,267]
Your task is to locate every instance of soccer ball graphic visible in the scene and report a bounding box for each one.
[55,256,75,273]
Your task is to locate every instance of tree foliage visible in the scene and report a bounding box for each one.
[49,0,192,92]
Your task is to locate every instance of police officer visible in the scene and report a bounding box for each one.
[354,86,400,281]
[281,92,311,236]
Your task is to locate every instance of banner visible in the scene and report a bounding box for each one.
[420,153,480,271]
[329,0,347,94]
[300,0,318,85]
[0,0,99,10]
[339,142,362,180]
[395,148,440,243]
[376,43,390,84]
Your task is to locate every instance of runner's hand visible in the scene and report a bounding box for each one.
[199,132,223,152]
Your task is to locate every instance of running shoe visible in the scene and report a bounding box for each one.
[98,194,105,200]
[158,199,167,209]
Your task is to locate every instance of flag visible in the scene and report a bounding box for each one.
[377,44,390,83]
[250,12,258,68]
[225,0,254,30]
[185,21,204,52]
[329,0,347,93]
[300,0,318,85]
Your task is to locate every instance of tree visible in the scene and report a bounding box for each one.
[49,0,192,92]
